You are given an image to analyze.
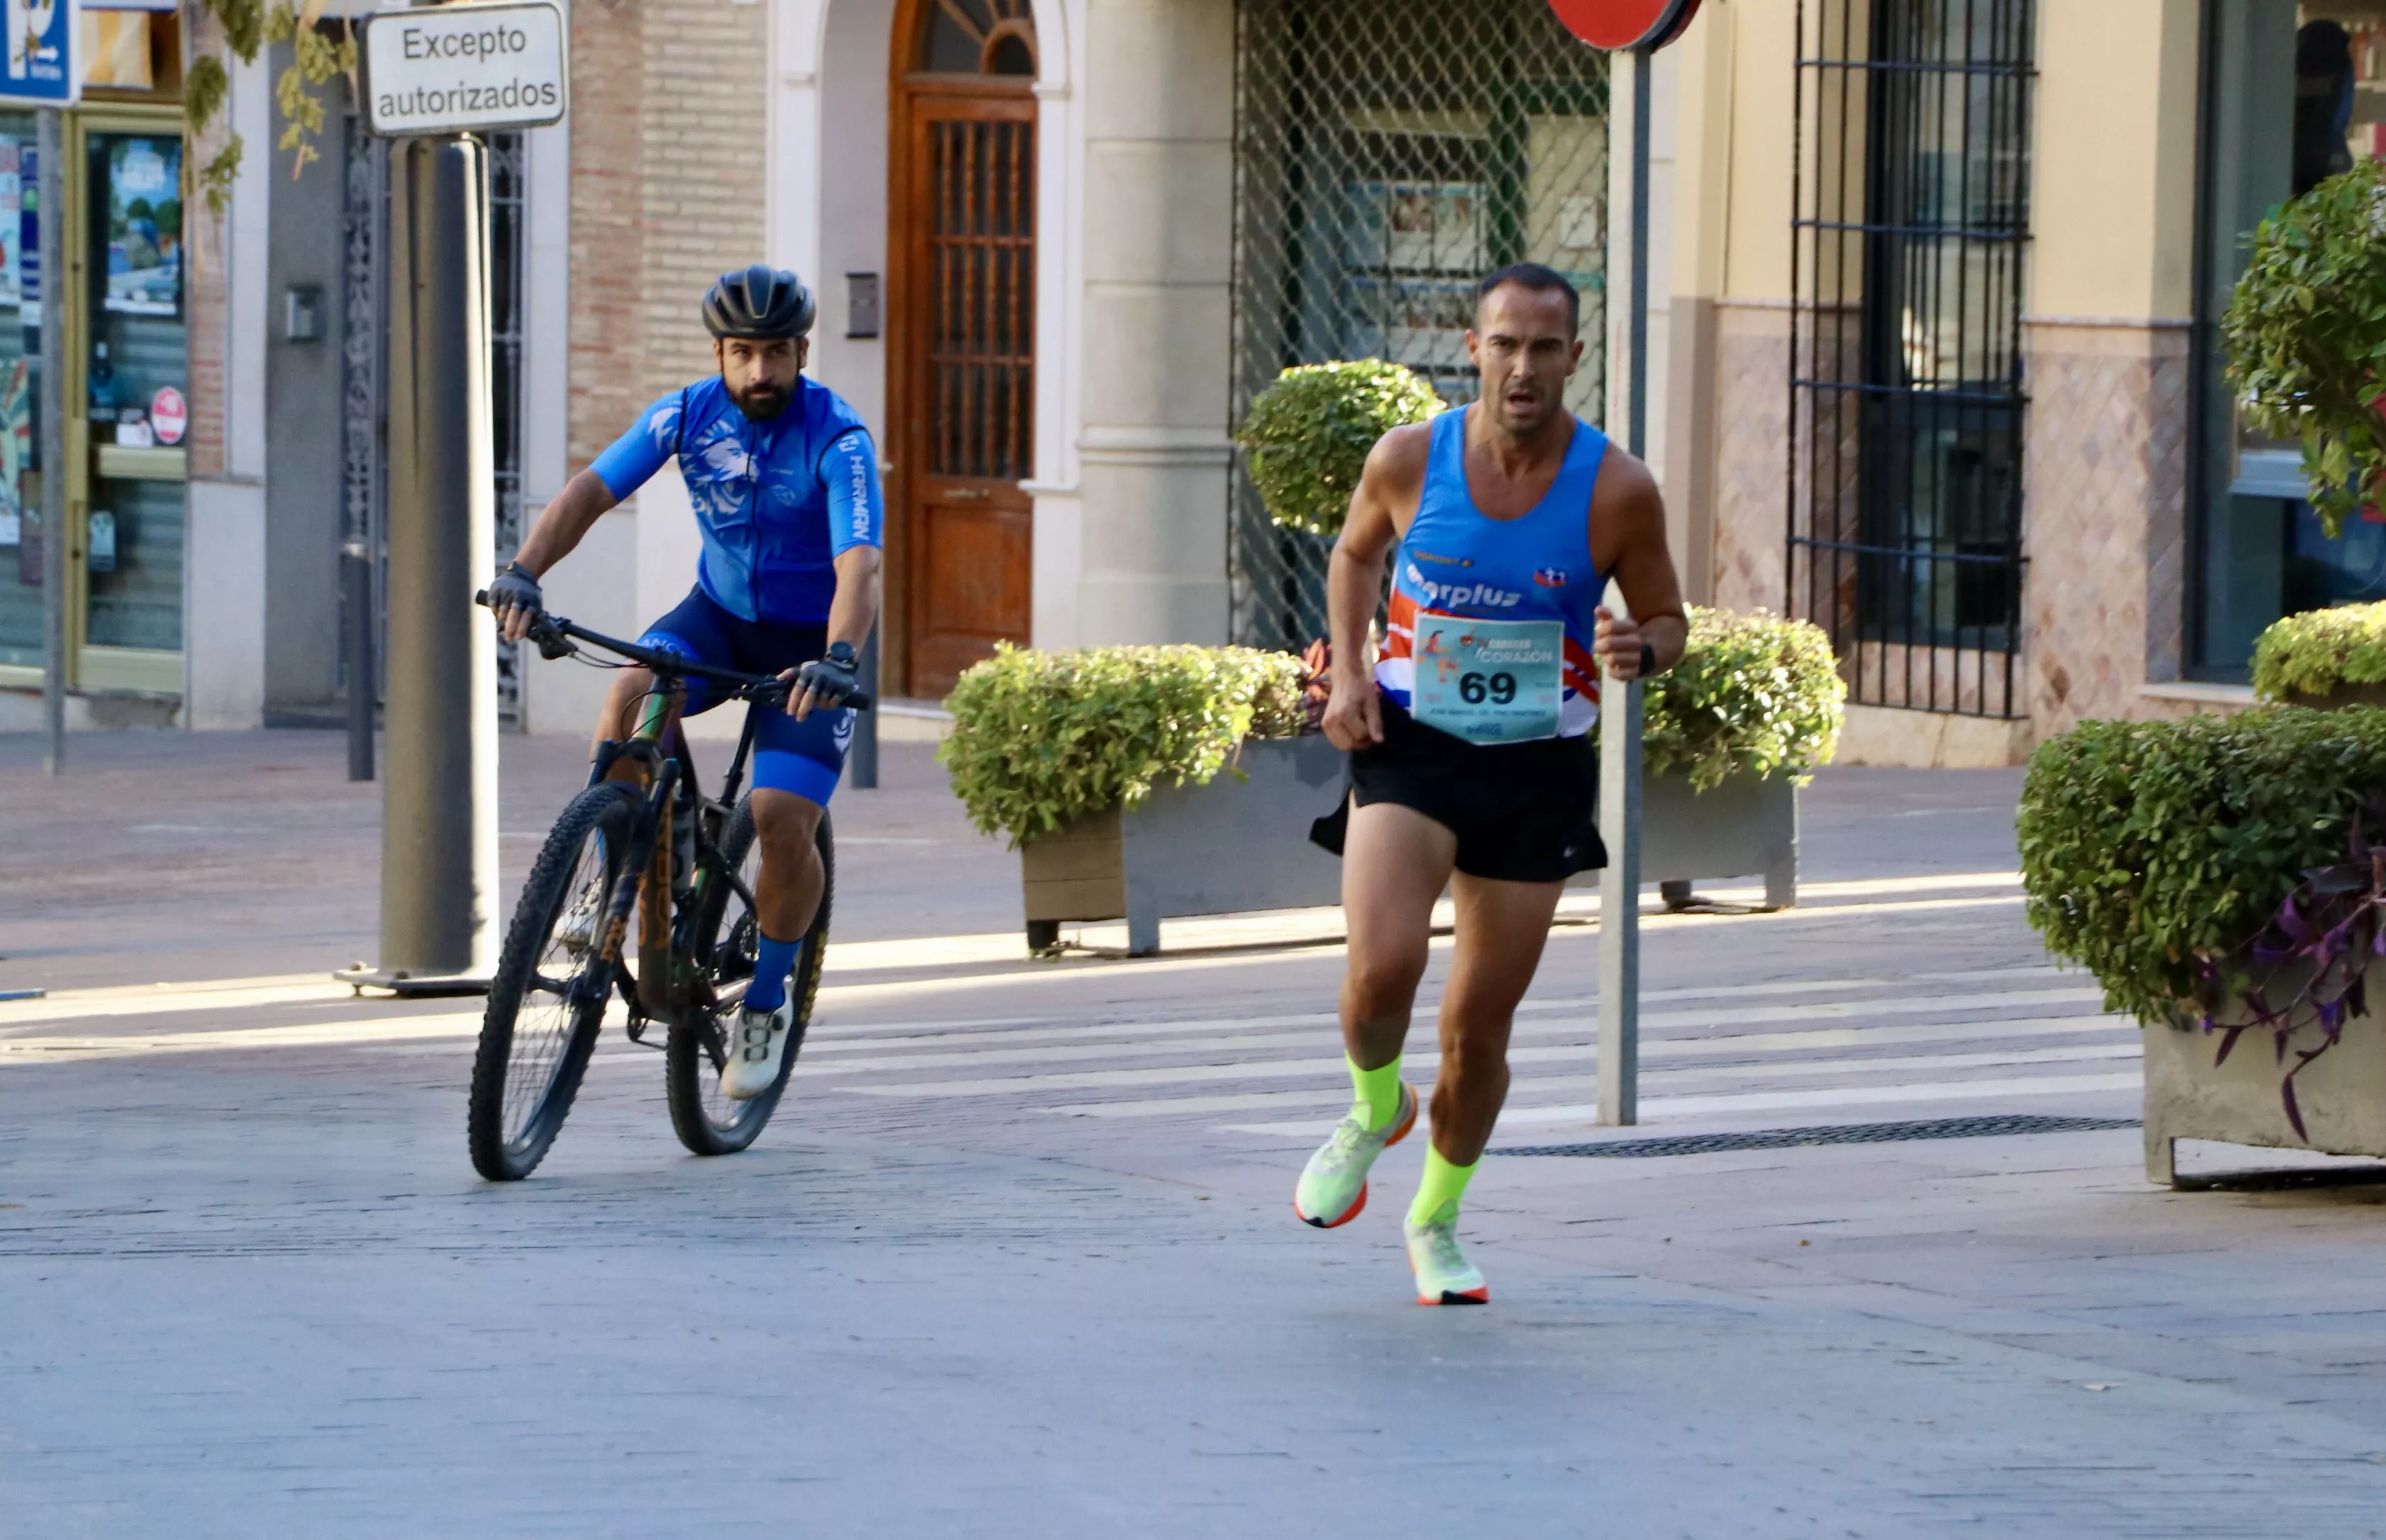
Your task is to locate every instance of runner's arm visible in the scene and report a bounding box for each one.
[790,430,885,720]
[1588,448,1689,682]
[1322,426,1428,750]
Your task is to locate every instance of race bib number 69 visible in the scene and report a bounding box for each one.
[1410,614,1564,745]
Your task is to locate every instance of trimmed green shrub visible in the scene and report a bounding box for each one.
[1644,606,1846,792]
[2017,707,2386,1024]
[939,644,1309,847]
[1234,360,1442,538]
[2250,601,2386,700]
[2221,156,2386,538]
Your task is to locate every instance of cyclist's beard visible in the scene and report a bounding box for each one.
[730,380,790,420]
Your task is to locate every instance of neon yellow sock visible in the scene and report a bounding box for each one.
[1408,1146,1478,1227]
[1348,1054,1405,1131]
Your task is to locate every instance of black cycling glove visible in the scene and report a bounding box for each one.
[795,641,861,709]
[488,561,543,619]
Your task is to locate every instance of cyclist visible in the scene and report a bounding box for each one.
[1299,263,1686,1304]
[486,265,883,1100]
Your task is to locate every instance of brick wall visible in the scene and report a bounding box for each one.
[567,0,771,474]
[184,5,228,481]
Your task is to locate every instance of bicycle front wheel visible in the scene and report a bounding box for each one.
[468,783,639,1180]
[666,801,833,1156]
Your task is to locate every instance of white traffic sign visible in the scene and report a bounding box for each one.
[362,0,566,138]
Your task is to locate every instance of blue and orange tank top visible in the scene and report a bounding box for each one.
[1375,405,1608,739]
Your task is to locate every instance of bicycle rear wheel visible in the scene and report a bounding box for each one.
[666,800,833,1156]
[468,783,639,1180]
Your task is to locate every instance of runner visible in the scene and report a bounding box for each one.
[1299,262,1687,1305]
[485,265,882,1102]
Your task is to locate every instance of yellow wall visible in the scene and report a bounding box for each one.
[1720,0,1801,301]
[2027,0,2202,320]
[1668,0,1737,299]
[1674,0,2202,317]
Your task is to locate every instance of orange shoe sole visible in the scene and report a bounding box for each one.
[1293,1089,1419,1229]
[1415,1286,1491,1307]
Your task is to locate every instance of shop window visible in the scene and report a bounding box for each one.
[1230,0,1610,650]
[82,128,186,656]
[1790,0,2035,719]
[0,113,38,672]
[2189,2,2386,681]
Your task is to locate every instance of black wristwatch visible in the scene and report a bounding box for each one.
[1638,641,1657,678]
[825,640,858,667]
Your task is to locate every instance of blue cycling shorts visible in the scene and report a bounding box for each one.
[636,585,851,807]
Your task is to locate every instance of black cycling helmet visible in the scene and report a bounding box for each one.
[702,265,817,340]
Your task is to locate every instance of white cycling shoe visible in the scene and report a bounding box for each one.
[1405,1213,1489,1306]
[552,882,604,955]
[720,997,796,1100]
[1293,1082,1418,1228]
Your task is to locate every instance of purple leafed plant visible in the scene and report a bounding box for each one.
[2192,794,2386,1139]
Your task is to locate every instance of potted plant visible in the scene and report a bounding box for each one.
[2221,157,2386,537]
[1235,358,1442,538]
[1612,604,1846,911]
[943,605,1843,955]
[939,643,1340,955]
[2251,602,2386,709]
[2018,707,2386,1183]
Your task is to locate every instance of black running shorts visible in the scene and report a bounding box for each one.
[1309,700,1605,883]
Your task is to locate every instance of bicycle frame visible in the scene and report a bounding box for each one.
[478,592,871,1036]
[585,683,773,1027]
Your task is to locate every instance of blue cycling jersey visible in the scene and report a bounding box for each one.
[589,375,885,626]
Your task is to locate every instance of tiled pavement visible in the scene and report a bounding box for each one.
[4,731,2385,1536]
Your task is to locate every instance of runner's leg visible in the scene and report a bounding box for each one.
[1403,870,1564,1304]
[1294,800,1454,1228]
[1425,870,1566,1166]
[1340,800,1458,1074]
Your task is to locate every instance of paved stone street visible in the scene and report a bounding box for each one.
[6,731,2386,1536]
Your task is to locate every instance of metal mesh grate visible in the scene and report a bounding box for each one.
[489,131,527,730]
[1789,0,2035,718]
[1230,0,1611,651]
[1499,1114,2137,1158]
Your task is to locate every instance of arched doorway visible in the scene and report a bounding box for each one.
[887,0,1038,698]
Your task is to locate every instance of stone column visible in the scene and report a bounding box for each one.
[1056,0,1235,647]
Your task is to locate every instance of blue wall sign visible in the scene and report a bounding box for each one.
[0,0,80,107]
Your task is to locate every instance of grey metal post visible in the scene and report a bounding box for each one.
[343,538,375,781]
[1596,45,1655,1127]
[37,109,63,774]
[343,137,497,990]
[848,622,880,790]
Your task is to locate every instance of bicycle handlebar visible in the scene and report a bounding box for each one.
[475,590,875,712]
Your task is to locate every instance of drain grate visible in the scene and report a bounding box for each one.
[1498,1114,2141,1159]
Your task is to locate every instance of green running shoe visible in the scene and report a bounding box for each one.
[1404,1214,1489,1305]
[1293,1082,1418,1229]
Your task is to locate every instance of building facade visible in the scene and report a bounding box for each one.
[526,0,1624,733]
[1659,0,2378,765]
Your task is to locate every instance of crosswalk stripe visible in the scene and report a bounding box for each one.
[1218,1073,2145,1137]
[800,1007,2123,1079]
[1039,1034,2142,1119]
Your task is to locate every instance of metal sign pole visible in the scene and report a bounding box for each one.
[36,109,64,775]
[338,135,497,992]
[1597,43,1655,1127]
[848,622,881,790]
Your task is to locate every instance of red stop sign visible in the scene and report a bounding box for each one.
[1549,0,1702,50]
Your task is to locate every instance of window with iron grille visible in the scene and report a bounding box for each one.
[1230,0,1610,651]
[1789,0,2033,717]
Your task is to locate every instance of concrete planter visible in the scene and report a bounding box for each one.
[1020,735,1347,955]
[1568,768,1799,912]
[1017,736,1801,954]
[2143,990,2386,1185]
[2282,681,2386,711]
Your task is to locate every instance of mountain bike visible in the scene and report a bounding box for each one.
[464,594,871,1182]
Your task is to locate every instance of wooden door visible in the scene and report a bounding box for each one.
[895,89,1035,699]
